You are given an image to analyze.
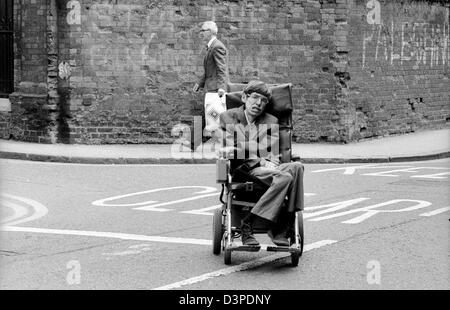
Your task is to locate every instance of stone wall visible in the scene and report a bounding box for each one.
[2,0,449,144]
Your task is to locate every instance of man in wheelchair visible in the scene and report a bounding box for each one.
[219,80,304,247]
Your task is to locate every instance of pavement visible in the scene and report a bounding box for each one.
[0,128,449,164]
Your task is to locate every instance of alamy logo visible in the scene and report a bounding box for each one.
[366,260,381,285]
[66,260,81,285]
[67,0,81,25]
[366,0,381,25]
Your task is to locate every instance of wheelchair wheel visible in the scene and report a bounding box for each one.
[291,252,300,267]
[224,248,232,265]
[297,211,304,255]
[291,211,304,267]
[212,207,224,255]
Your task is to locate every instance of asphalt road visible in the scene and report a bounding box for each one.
[0,158,449,290]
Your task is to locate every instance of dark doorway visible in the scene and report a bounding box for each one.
[0,0,14,98]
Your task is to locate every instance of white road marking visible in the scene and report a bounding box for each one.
[103,244,154,257]
[135,193,219,211]
[304,198,370,219]
[181,204,222,216]
[362,167,422,177]
[308,199,432,224]
[419,207,450,217]
[312,165,450,177]
[152,239,338,290]
[1,201,28,224]
[411,172,450,179]
[181,193,317,216]
[311,165,408,175]
[92,186,219,212]
[0,226,212,246]
[0,194,48,226]
[0,158,216,167]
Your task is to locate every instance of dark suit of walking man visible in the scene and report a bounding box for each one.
[192,21,229,151]
[220,81,305,247]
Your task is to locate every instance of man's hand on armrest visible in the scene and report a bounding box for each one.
[291,154,302,162]
[217,146,237,159]
[261,158,279,170]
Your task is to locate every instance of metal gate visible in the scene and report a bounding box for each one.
[0,0,14,98]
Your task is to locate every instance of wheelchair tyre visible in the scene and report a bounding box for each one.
[291,252,300,267]
[224,249,232,265]
[290,211,304,267]
[212,208,224,255]
[297,211,304,256]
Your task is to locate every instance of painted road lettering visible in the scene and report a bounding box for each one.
[312,164,450,178]
[305,198,433,224]
[91,187,448,224]
[92,186,219,212]
[182,193,317,216]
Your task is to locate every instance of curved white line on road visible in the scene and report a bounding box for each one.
[152,240,338,290]
[0,194,48,226]
[92,186,218,208]
[1,201,28,224]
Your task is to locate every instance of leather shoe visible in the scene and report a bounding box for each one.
[241,222,260,246]
[268,229,290,247]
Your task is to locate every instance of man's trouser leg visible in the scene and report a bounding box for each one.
[278,162,305,212]
[248,167,293,223]
[190,104,205,151]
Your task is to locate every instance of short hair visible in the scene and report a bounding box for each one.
[243,80,272,100]
[202,21,218,35]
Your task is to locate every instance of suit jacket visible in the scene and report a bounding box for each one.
[220,106,281,170]
[198,38,229,92]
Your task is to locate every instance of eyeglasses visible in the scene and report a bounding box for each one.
[200,29,209,32]
[249,93,269,104]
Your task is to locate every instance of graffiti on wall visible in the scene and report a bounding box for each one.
[362,0,449,69]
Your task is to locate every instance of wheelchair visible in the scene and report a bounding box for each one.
[213,82,304,266]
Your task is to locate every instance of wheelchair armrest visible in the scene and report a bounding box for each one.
[217,146,238,160]
[291,154,302,162]
[230,182,254,192]
[216,158,230,183]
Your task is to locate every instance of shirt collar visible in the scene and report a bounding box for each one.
[207,36,217,49]
[244,109,256,126]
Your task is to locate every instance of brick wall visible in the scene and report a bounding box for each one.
[8,0,51,143]
[55,0,350,143]
[3,0,450,144]
[346,0,450,140]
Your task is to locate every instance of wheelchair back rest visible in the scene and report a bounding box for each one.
[226,83,294,163]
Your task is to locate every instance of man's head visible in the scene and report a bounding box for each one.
[242,80,272,119]
[199,21,218,43]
